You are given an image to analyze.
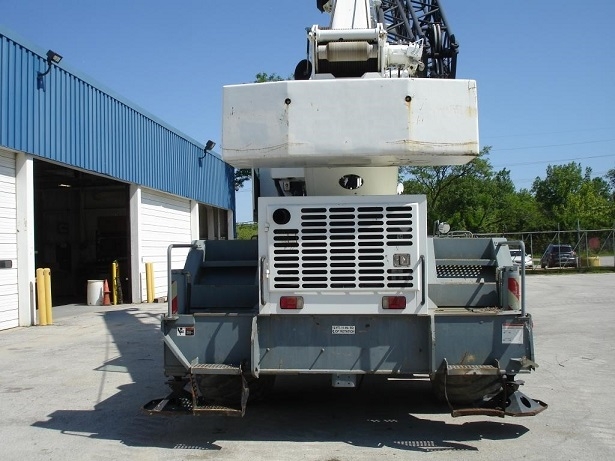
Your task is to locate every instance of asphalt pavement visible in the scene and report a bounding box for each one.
[0,273,614,460]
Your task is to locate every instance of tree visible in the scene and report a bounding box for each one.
[236,222,258,239]
[401,146,547,234]
[565,180,614,229]
[254,72,285,83]
[401,147,492,226]
[500,188,543,232]
[532,163,614,229]
[403,147,504,232]
[532,163,584,216]
[234,168,251,191]
[605,168,615,199]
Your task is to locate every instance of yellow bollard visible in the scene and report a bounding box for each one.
[36,268,47,326]
[111,261,118,305]
[145,262,154,303]
[43,268,53,325]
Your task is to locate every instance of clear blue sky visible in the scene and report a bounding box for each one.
[3,0,614,222]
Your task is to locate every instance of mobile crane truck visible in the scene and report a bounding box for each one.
[144,0,547,418]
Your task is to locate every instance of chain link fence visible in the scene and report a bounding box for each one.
[475,228,615,268]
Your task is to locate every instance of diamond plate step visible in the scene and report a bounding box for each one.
[446,364,502,376]
[190,363,242,375]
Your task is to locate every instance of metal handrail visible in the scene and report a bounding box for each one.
[419,255,426,306]
[167,243,196,317]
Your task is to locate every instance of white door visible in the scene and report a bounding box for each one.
[0,151,18,330]
[140,188,192,300]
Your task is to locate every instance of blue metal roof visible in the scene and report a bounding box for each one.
[0,26,234,211]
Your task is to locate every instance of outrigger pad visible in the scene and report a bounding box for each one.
[143,390,194,416]
[504,390,548,417]
[143,392,245,417]
[143,373,249,417]
[450,389,548,418]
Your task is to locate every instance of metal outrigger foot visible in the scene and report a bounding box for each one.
[449,388,548,418]
[441,359,548,418]
[143,363,249,417]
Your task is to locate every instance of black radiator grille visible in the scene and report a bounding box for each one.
[271,205,416,290]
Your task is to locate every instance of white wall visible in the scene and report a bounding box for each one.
[15,153,35,327]
[0,150,18,330]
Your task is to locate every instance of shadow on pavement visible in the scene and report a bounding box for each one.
[32,307,529,452]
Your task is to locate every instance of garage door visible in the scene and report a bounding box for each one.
[141,188,192,301]
[0,151,18,330]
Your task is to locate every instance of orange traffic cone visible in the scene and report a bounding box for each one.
[102,279,111,306]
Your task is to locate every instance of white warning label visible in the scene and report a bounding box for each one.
[502,324,524,344]
[177,326,195,337]
[332,325,355,335]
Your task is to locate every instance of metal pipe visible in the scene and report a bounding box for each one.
[315,27,380,42]
[585,232,589,268]
[530,234,533,265]
[145,262,154,303]
[167,244,196,317]
[36,268,47,326]
[43,268,52,324]
[111,261,118,305]
[394,0,416,39]
[419,255,426,306]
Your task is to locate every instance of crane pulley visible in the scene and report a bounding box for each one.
[312,0,457,79]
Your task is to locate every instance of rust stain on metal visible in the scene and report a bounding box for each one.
[387,139,479,150]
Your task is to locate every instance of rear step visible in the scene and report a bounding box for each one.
[191,363,242,375]
[446,364,502,376]
[143,363,249,417]
[441,359,547,418]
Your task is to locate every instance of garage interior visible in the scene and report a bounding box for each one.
[34,160,131,304]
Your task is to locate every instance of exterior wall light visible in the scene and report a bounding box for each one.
[198,140,216,163]
[37,50,63,90]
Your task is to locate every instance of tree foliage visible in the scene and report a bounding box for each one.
[234,168,252,190]
[254,72,285,83]
[236,222,258,240]
[401,146,532,233]
[532,163,614,229]
[401,150,615,234]
[604,168,615,199]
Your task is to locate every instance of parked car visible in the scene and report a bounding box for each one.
[510,249,534,269]
[540,244,579,268]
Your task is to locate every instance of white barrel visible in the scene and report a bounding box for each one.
[500,267,521,310]
[87,280,104,306]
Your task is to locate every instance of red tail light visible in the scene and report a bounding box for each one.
[280,296,304,309]
[382,296,406,309]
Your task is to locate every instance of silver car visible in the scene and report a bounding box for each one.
[510,249,534,269]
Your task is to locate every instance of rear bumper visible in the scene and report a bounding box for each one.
[162,311,536,377]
